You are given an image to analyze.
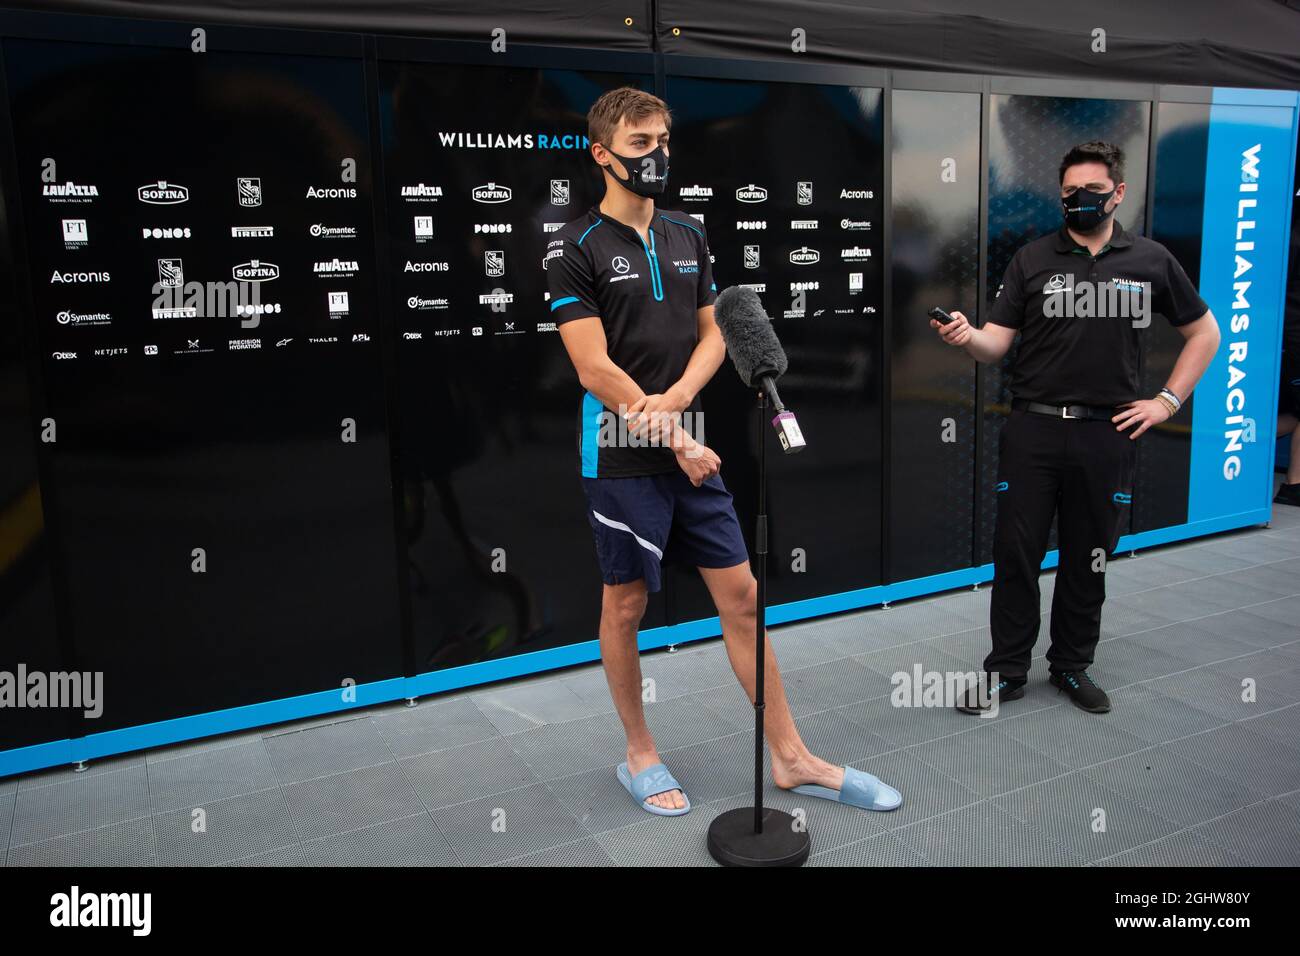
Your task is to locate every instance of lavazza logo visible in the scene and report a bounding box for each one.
[313,258,359,278]
[137,180,189,204]
[233,259,280,282]
[310,224,356,239]
[43,180,98,203]
[736,184,768,203]
[400,183,443,202]
[472,182,512,204]
[679,185,713,202]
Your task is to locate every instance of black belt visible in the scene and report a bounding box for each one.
[1012,398,1116,421]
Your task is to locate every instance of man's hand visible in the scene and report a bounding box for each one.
[930,310,973,347]
[1113,398,1173,439]
[626,385,691,444]
[671,428,721,486]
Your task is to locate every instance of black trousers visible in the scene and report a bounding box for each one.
[985,407,1137,680]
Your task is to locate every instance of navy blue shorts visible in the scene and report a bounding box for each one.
[580,470,750,592]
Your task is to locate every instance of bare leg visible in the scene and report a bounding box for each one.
[698,561,845,792]
[597,578,685,811]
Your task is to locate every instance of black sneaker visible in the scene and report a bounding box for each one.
[955,674,1025,714]
[1274,482,1300,507]
[1049,670,1111,713]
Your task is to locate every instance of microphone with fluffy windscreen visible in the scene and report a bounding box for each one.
[713,285,805,452]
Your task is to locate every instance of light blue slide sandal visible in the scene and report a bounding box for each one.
[790,765,902,811]
[616,761,692,816]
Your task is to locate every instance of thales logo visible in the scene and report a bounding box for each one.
[790,247,821,265]
[43,181,99,200]
[138,181,189,204]
[472,182,512,203]
[736,184,768,203]
[401,183,443,200]
[233,259,280,282]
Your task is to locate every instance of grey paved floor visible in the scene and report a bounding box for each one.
[4,495,1299,866]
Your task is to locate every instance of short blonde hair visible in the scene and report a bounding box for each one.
[588,87,672,149]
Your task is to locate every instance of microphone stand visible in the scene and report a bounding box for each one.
[706,388,811,867]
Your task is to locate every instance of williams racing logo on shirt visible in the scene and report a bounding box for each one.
[1041,272,1151,328]
[672,258,701,275]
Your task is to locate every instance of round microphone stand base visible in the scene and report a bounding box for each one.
[707,807,810,867]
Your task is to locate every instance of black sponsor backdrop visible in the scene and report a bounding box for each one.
[378,58,660,667]
[0,42,70,753]
[889,87,981,582]
[1141,101,1209,532]
[0,14,1237,764]
[661,75,884,621]
[978,94,1151,565]
[2,37,403,735]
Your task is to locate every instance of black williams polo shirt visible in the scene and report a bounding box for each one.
[986,220,1209,406]
[545,204,718,478]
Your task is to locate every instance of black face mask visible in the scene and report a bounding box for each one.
[601,143,669,196]
[1062,186,1116,233]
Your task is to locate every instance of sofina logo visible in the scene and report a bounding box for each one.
[138,180,189,204]
[472,182,512,203]
[736,184,768,203]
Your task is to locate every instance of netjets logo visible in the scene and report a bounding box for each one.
[472,182,512,203]
[790,247,820,265]
[233,259,280,282]
[736,184,768,203]
[138,180,189,204]
[612,256,630,274]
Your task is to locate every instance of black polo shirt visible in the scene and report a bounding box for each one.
[986,220,1209,406]
[545,203,718,478]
